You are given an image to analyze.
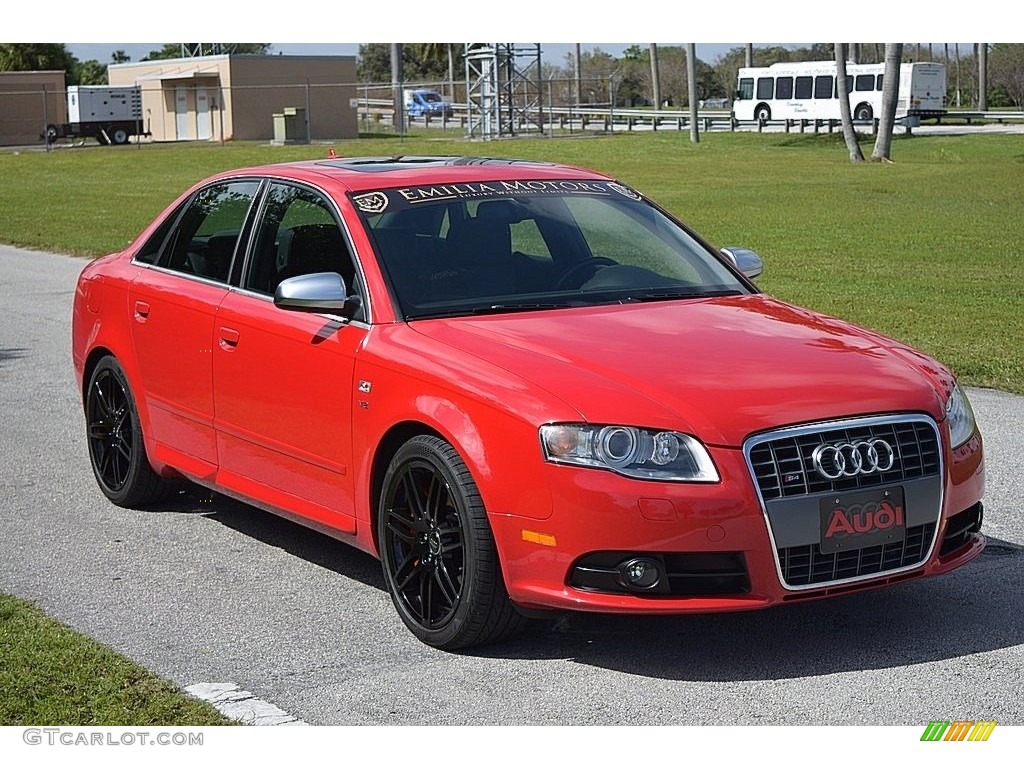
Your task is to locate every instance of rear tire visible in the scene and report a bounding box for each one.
[111,127,130,145]
[377,435,526,650]
[85,357,178,508]
[855,104,873,122]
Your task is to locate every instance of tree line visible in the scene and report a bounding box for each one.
[0,44,270,86]
[356,43,1024,111]
[2,42,1021,110]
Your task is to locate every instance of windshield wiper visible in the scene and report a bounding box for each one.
[622,288,744,302]
[470,303,572,315]
[406,302,571,320]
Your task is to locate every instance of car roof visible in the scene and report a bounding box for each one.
[209,155,613,193]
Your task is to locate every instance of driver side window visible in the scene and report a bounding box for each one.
[244,183,362,317]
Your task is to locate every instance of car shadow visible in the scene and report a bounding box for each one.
[0,347,29,367]
[148,484,384,591]
[481,538,1024,680]
[150,485,1023,681]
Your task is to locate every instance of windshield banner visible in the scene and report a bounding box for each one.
[351,180,642,215]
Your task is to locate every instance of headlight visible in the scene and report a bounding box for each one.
[539,424,719,482]
[946,382,977,448]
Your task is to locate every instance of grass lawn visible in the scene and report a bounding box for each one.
[0,594,233,725]
[1,130,1021,394]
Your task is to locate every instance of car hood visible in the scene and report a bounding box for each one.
[411,295,949,447]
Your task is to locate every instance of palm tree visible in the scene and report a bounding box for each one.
[978,43,988,110]
[687,43,699,143]
[836,44,864,162]
[871,43,903,162]
[650,44,661,109]
[391,44,404,134]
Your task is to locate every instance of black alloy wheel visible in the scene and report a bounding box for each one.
[378,435,525,650]
[85,357,176,507]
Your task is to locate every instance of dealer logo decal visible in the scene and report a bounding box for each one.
[608,182,642,200]
[353,191,390,214]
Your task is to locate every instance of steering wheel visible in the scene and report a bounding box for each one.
[555,256,618,290]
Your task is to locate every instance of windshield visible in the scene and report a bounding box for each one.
[350,179,750,319]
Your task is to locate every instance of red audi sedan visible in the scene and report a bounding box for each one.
[72,156,985,649]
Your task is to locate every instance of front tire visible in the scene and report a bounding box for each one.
[377,435,525,650]
[855,104,873,122]
[754,103,771,121]
[85,357,177,507]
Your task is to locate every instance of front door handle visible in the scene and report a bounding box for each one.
[133,300,150,321]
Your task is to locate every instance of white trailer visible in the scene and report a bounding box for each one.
[45,85,150,145]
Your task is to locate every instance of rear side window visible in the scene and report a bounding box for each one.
[134,201,185,265]
[159,181,261,282]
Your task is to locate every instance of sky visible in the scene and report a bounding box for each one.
[6,0,1008,65]
[64,42,747,66]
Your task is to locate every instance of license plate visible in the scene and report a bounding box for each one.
[819,487,906,554]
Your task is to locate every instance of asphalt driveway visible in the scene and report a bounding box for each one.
[1,244,1021,725]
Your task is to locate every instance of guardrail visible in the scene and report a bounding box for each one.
[358,99,1024,136]
[936,111,1024,123]
[357,100,740,133]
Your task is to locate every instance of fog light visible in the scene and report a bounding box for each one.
[618,557,662,591]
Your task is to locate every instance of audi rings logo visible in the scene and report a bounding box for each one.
[811,439,895,480]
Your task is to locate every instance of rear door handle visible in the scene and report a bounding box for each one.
[218,327,240,349]
[133,300,150,321]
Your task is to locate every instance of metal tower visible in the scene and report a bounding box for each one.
[464,44,543,139]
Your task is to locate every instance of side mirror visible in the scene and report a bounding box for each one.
[721,247,764,280]
[274,272,362,319]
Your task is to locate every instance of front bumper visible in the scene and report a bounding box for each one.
[491,418,984,614]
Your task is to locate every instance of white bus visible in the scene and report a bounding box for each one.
[733,61,947,123]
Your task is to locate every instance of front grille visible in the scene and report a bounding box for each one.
[747,415,944,590]
[779,522,935,586]
[749,420,940,501]
[939,503,983,557]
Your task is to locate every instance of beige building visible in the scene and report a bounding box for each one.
[0,71,67,146]
[108,55,358,142]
